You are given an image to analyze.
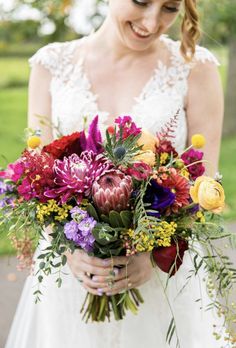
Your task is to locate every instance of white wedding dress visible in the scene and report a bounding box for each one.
[5,35,229,348]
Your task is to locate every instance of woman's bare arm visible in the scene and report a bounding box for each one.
[186,61,224,176]
[28,63,53,145]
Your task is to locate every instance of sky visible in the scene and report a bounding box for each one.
[0,0,108,35]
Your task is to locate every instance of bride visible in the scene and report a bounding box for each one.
[5,0,229,347]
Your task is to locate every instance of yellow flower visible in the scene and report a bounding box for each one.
[191,134,206,149]
[135,150,156,167]
[27,136,41,149]
[190,176,225,214]
[180,167,190,179]
[160,152,169,165]
[137,129,159,152]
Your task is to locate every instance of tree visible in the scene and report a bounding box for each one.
[8,0,79,42]
[199,1,236,136]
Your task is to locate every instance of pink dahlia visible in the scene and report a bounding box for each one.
[92,169,133,215]
[45,151,112,204]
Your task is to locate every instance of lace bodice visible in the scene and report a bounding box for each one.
[29,35,219,152]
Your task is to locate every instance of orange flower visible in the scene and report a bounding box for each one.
[137,130,159,152]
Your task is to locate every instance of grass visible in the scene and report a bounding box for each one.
[220,136,236,220]
[0,57,30,89]
[0,46,235,256]
[0,87,27,168]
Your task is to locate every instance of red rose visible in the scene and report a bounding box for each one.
[152,239,188,276]
[42,132,81,159]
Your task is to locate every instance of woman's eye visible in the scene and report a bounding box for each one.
[132,0,148,7]
[163,6,180,13]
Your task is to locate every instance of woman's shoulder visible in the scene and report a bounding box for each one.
[28,37,85,75]
[160,35,220,66]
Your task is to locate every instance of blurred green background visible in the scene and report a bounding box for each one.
[0,0,236,255]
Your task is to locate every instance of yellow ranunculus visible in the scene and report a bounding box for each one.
[135,150,156,167]
[191,134,206,149]
[190,176,225,213]
[27,136,41,149]
[137,129,159,152]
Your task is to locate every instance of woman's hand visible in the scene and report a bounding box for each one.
[66,250,153,296]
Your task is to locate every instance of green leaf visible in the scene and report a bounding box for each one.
[62,254,67,266]
[39,261,45,269]
[56,278,62,288]
[100,214,110,224]
[86,204,99,221]
[120,210,133,228]
[109,211,123,228]
[38,275,43,283]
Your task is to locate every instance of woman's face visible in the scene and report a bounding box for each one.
[108,0,182,51]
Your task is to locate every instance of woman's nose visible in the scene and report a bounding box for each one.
[142,7,161,34]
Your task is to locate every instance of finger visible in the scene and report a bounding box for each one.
[104,278,134,296]
[82,283,105,296]
[111,255,133,267]
[91,267,121,283]
[81,273,107,289]
[81,261,114,277]
[81,253,112,268]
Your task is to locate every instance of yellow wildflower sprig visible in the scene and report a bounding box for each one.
[122,220,177,254]
[36,199,73,224]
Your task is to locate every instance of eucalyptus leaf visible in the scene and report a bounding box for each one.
[86,204,99,221]
[109,211,123,228]
[120,210,133,228]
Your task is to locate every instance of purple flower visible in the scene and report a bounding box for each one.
[144,179,176,217]
[64,215,96,252]
[0,181,13,195]
[70,206,87,222]
[79,115,103,154]
[64,220,79,241]
[0,180,15,208]
[181,149,205,180]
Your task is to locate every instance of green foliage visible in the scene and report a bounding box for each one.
[0,20,40,44]
[199,0,236,44]
[0,57,30,88]
[104,128,142,167]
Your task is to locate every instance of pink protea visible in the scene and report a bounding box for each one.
[45,151,112,204]
[92,169,133,215]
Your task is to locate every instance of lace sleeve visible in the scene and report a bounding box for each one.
[194,45,220,66]
[28,42,63,75]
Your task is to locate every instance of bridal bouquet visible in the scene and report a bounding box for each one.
[0,115,235,338]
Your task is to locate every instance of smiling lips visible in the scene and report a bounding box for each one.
[130,22,152,39]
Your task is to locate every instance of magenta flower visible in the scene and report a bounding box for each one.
[92,169,133,215]
[0,160,25,182]
[45,151,112,204]
[125,162,152,181]
[115,116,141,139]
[181,149,205,180]
[18,177,36,201]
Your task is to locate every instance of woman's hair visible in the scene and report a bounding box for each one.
[180,0,201,61]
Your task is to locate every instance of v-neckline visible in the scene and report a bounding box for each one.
[73,35,174,121]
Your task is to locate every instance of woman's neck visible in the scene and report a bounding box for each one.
[87,17,158,63]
